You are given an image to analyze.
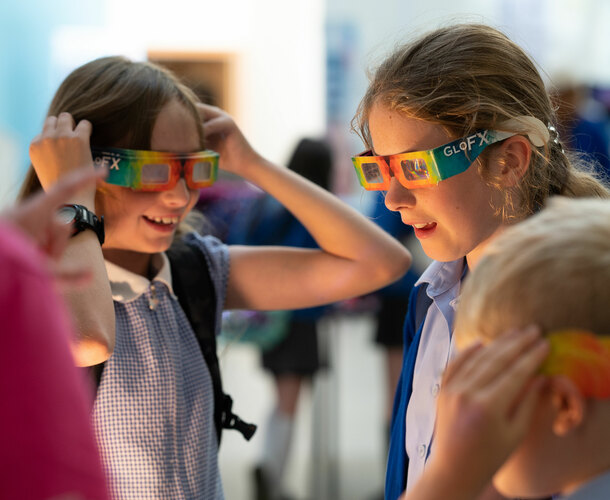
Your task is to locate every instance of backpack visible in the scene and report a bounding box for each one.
[89,237,256,445]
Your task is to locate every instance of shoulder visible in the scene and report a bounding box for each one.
[181,232,230,271]
[175,232,230,335]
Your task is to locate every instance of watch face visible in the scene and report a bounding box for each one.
[55,204,104,245]
[57,205,78,224]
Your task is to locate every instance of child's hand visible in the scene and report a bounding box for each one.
[29,112,95,194]
[3,167,105,286]
[425,327,549,496]
[197,103,263,178]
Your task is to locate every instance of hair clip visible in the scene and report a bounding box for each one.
[547,124,565,153]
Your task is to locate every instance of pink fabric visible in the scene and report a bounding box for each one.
[0,221,108,500]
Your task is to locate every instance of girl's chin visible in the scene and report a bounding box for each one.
[420,246,463,263]
[102,239,173,255]
[420,238,474,263]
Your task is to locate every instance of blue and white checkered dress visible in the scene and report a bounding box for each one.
[94,234,229,499]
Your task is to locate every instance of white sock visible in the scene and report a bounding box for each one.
[261,408,294,499]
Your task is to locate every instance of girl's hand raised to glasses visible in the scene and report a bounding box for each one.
[403,327,550,500]
[29,112,96,198]
[197,103,264,178]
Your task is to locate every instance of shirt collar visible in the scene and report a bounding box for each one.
[105,252,175,302]
[415,258,467,297]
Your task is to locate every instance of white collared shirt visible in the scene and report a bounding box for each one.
[405,258,465,491]
[105,251,175,301]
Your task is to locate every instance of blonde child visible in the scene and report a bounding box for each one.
[22,56,411,499]
[402,197,610,499]
[350,23,610,499]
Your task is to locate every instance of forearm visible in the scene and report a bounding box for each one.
[240,156,411,287]
[26,114,115,365]
[63,239,114,366]
[61,195,115,367]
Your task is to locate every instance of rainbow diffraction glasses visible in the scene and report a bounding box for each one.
[92,147,219,191]
[352,130,514,190]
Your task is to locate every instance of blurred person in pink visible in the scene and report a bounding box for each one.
[0,169,109,500]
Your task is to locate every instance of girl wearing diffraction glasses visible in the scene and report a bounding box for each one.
[350,23,610,500]
[21,56,412,500]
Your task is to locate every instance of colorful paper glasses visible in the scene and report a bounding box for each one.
[92,147,219,191]
[352,129,514,190]
[540,329,610,399]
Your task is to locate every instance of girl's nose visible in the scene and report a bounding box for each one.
[384,177,416,212]
[161,178,190,207]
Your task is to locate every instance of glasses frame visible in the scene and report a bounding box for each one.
[352,129,514,190]
[92,147,219,192]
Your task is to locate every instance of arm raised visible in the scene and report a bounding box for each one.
[28,113,115,366]
[199,104,412,310]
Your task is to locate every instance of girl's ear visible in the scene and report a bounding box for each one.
[491,135,532,187]
[550,376,585,436]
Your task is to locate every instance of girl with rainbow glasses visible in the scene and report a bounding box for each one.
[21,56,412,499]
[350,23,610,500]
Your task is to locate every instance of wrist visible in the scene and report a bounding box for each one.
[57,204,105,245]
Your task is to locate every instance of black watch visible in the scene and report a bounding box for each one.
[57,204,105,245]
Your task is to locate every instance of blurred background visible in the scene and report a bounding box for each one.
[2,1,609,499]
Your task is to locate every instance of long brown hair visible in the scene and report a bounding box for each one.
[353,24,609,219]
[20,55,204,199]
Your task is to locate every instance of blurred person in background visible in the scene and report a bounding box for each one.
[551,76,610,176]
[1,169,109,500]
[200,138,334,500]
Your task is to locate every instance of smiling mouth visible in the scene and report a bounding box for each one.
[412,222,436,230]
[143,215,180,226]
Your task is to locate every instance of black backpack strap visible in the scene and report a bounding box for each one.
[166,237,256,444]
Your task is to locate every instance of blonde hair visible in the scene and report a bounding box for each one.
[20,55,205,199]
[454,197,610,348]
[353,24,609,219]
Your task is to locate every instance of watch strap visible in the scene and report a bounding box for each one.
[62,204,105,245]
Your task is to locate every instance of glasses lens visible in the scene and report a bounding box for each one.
[192,161,213,182]
[400,158,430,182]
[141,163,171,184]
[361,162,385,185]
